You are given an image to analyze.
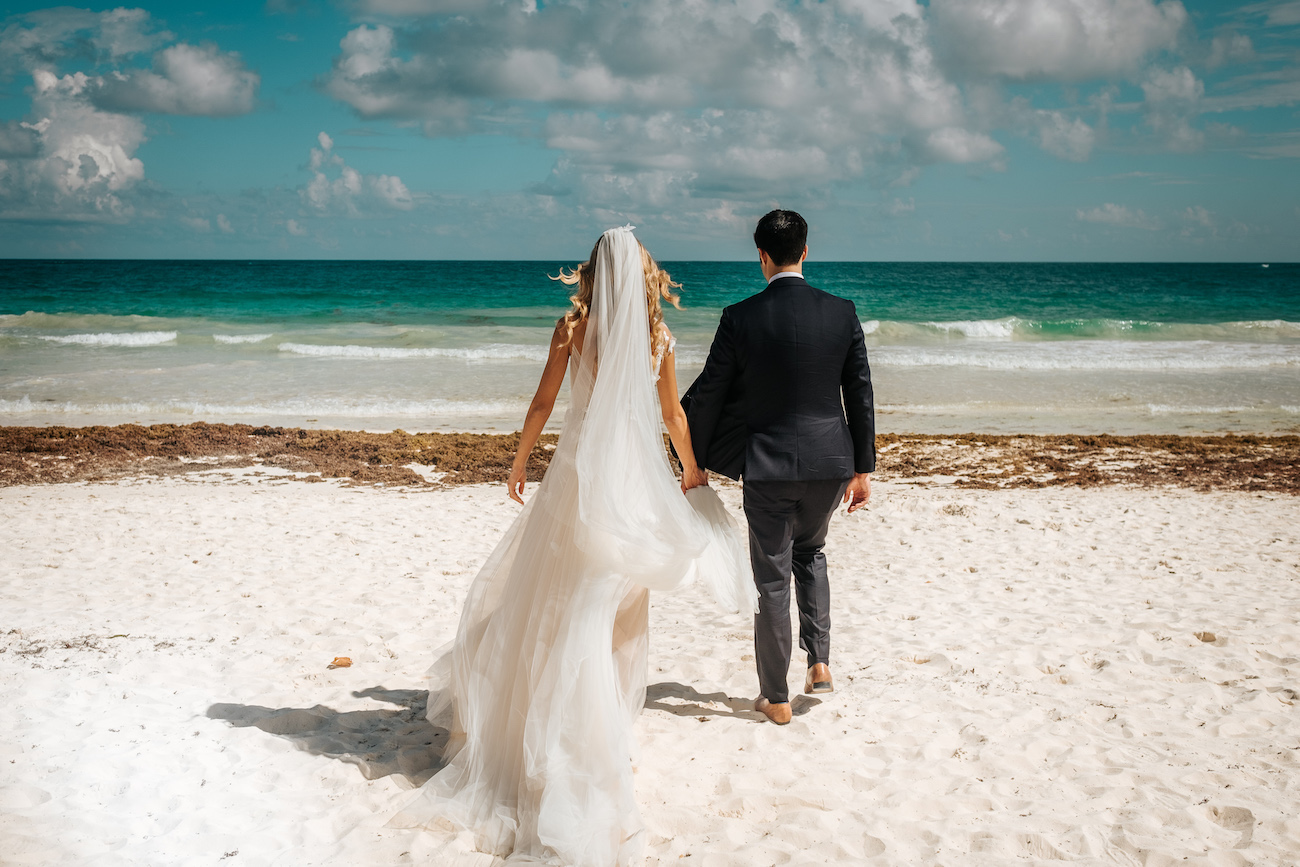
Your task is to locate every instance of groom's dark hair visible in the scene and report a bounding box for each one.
[754,209,808,267]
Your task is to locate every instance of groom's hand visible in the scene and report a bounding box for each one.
[844,473,870,513]
[681,465,709,492]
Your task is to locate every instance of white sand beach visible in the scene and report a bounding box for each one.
[2,469,1299,866]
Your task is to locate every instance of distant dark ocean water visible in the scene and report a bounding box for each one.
[1,260,1297,434]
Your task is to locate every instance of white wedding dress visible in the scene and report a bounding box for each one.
[390,227,752,865]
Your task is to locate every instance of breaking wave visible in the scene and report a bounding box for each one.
[276,342,551,361]
[39,331,178,347]
[0,395,524,418]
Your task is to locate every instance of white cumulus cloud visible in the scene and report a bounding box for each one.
[1206,32,1254,69]
[302,132,415,214]
[1076,202,1161,229]
[93,42,259,117]
[889,197,916,216]
[371,174,413,210]
[918,127,1005,164]
[1034,110,1097,162]
[1181,205,1214,226]
[0,7,257,223]
[318,0,1217,213]
[94,8,171,59]
[322,0,1005,200]
[0,120,41,158]
[0,70,147,221]
[1142,65,1204,151]
[0,7,171,75]
[929,0,1187,80]
[1238,0,1300,27]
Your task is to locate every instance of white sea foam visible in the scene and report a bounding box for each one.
[671,346,708,365]
[39,331,178,347]
[214,334,272,345]
[0,395,524,418]
[277,342,550,361]
[1145,404,1256,415]
[875,341,1300,371]
[868,400,1299,415]
[858,317,1300,343]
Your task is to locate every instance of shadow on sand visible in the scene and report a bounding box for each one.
[645,681,821,721]
[207,682,819,785]
[207,686,448,787]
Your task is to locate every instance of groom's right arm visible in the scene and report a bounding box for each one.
[685,307,740,469]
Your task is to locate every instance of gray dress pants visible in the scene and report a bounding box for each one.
[743,477,850,704]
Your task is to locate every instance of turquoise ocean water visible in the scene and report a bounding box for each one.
[1,260,1296,434]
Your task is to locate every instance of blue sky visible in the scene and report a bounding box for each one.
[0,0,1297,260]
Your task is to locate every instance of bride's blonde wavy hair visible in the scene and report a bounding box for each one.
[552,236,682,356]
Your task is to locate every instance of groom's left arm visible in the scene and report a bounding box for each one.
[841,305,876,474]
[841,308,875,512]
[685,307,740,468]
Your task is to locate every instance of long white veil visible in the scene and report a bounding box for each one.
[573,226,752,606]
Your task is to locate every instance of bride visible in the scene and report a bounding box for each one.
[390,226,751,865]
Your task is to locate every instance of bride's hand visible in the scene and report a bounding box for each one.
[680,465,708,492]
[508,463,527,504]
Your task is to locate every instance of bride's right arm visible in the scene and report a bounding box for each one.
[507,320,571,503]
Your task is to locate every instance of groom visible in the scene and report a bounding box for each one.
[683,209,875,726]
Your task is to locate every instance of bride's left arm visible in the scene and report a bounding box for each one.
[507,320,571,503]
[656,333,708,493]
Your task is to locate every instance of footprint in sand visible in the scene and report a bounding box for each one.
[0,784,52,809]
[1209,805,1255,848]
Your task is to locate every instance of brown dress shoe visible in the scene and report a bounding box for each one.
[805,663,833,694]
[754,697,792,725]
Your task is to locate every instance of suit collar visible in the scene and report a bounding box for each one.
[767,269,804,284]
[765,274,808,290]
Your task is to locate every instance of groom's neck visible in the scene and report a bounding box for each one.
[759,248,807,282]
[763,262,804,282]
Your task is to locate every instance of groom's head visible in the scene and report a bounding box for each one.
[754,210,808,273]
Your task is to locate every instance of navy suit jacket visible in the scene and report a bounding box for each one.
[684,275,875,482]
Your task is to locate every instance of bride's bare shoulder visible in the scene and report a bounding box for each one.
[555,315,587,354]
